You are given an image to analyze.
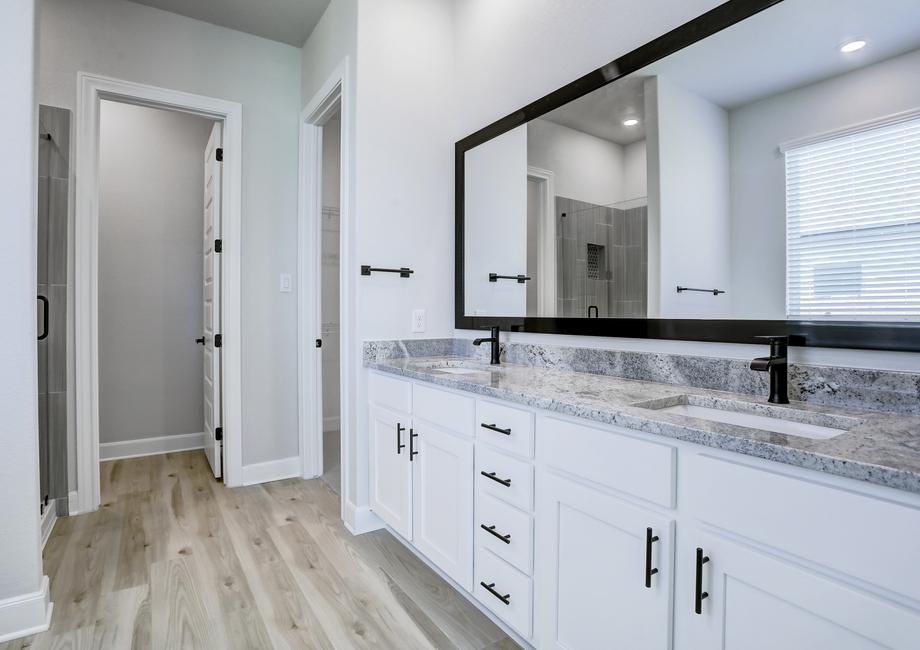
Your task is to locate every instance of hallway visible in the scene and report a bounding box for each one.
[2,451,515,649]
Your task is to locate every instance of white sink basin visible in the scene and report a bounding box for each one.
[412,359,499,376]
[636,395,861,440]
[435,367,489,375]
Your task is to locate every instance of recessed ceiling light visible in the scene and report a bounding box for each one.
[840,39,867,53]
[622,118,639,127]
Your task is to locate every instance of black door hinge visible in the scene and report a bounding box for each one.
[216,147,224,162]
[214,334,223,348]
[214,239,222,253]
[315,338,322,348]
[215,426,223,441]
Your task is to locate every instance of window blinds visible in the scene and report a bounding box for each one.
[784,115,920,320]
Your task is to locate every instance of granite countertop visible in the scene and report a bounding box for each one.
[366,355,920,495]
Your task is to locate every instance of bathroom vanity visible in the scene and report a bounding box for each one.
[364,349,920,649]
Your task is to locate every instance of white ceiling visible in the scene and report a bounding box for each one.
[542,76,646,146]
[127,0,330,46]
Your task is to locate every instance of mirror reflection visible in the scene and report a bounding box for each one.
[463,0,920,322]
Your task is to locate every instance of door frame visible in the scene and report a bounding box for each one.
[298,59,352,522]
[73,72,244,513]
[528,166,556,317]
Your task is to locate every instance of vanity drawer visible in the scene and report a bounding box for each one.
[476,399,534,458]
[476,492,534,574]
[476,445,534,512]
[538,415,676,508]
[474,548,533,638]
[687,453,920,602]
[368,372,411,414]
[413,384,475,436]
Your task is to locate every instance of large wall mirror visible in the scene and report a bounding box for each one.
[456,0,920,350]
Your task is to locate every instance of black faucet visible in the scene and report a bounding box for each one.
[750,335,789,404]
[473,325,501,365]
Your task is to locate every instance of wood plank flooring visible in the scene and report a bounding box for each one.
[3,451,518,650]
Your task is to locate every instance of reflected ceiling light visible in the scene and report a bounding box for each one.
[840,39,867,53]
[622,118,640,127]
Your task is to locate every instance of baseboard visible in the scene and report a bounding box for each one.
[0,576,53,643]
[40,504,57,550]
[99,432,205,461]
[67,491,80,516]
[342,501,385,535]
[323,415,341,431]
[241,456,302,486]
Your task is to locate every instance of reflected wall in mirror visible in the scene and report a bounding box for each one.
[462,0,920,329]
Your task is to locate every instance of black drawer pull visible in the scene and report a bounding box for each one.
[480,471,511,487]
[480,524,512,544]
[694,547,710,614]
[645,527,659,588]
[409,428,418,460]
[396,423,405,454]
[480,581,511,605]
[481,423,511,436]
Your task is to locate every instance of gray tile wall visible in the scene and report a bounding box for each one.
[555,196,647,318]
[37,105,71,509]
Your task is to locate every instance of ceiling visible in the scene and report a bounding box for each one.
[128,0,330,46]
[542,76,646,146]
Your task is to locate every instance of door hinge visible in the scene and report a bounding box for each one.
[215,426,223,441]
[214,239,222,253]
[216,147,224,162]
[214,334,222,348]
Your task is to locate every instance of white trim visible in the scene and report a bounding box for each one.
[342,502,384,536]
[299,57,353,537]
[779,107,920,153]
[74,72,244,514]
[68,490,80,516]
[0,577,52,643]
[99,432,206,461]
[241,456,302,486]
[40,505,57,550]
[528,166,556,317]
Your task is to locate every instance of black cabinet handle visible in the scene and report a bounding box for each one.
[480,524,512,544]
[480,581,511,605]
[480,471,511,487]
[396,423,405,454]
[695,547,710,614]
[409,428,418,460]
[481,423,511,436]
[37,295,49,341]
[645,527,660,588]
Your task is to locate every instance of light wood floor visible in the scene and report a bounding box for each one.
[3,451,517,649]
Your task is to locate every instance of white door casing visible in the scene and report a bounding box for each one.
[203,122,223,478]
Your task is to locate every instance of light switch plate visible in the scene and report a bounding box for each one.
[411,309,426,333]
[280,273,292,292]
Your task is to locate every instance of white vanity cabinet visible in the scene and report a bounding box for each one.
[368,403,413,539]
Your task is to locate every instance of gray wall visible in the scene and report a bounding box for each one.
[98,101,213,444]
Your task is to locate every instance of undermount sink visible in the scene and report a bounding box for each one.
[413,359,499,376]
[635,395,862,440]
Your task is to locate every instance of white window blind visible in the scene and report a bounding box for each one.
[784,115,920,320]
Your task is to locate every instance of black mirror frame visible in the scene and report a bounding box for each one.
[454,0,920,352]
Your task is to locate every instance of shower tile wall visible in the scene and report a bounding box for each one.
[38,105,70,514]
[556,196,647,318]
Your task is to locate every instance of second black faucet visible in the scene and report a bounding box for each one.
[473,325,501,365]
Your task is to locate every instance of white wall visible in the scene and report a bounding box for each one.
[98,101,212,445]
[650,75,732,319]
[38,0,303,466]
[729,47,920,320]
[623,139,647,201]
[527,118,625,206]
[0,0,50,639]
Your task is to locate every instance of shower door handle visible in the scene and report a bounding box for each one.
[37,295,49,341]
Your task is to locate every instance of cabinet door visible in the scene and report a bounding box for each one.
[537,472,674,650]
[676,528,920,650]
[411,420,474,590]
[368,405,412,539]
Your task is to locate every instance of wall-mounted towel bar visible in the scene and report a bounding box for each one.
[361,265,414,278]
[489,273,531,283]
[677,285,725,295]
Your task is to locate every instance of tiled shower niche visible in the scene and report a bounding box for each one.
[556,196,648,318]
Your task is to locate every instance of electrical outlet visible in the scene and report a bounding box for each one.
[411,309,426,333]
[279,273,292,292]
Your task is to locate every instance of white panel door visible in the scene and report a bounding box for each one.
[368,404,412,539]
[202,122,222,479]
[538,472,674,650]
[411,420,474,590]
[676,528,920,650]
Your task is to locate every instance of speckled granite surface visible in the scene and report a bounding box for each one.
[364,339,920,494]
